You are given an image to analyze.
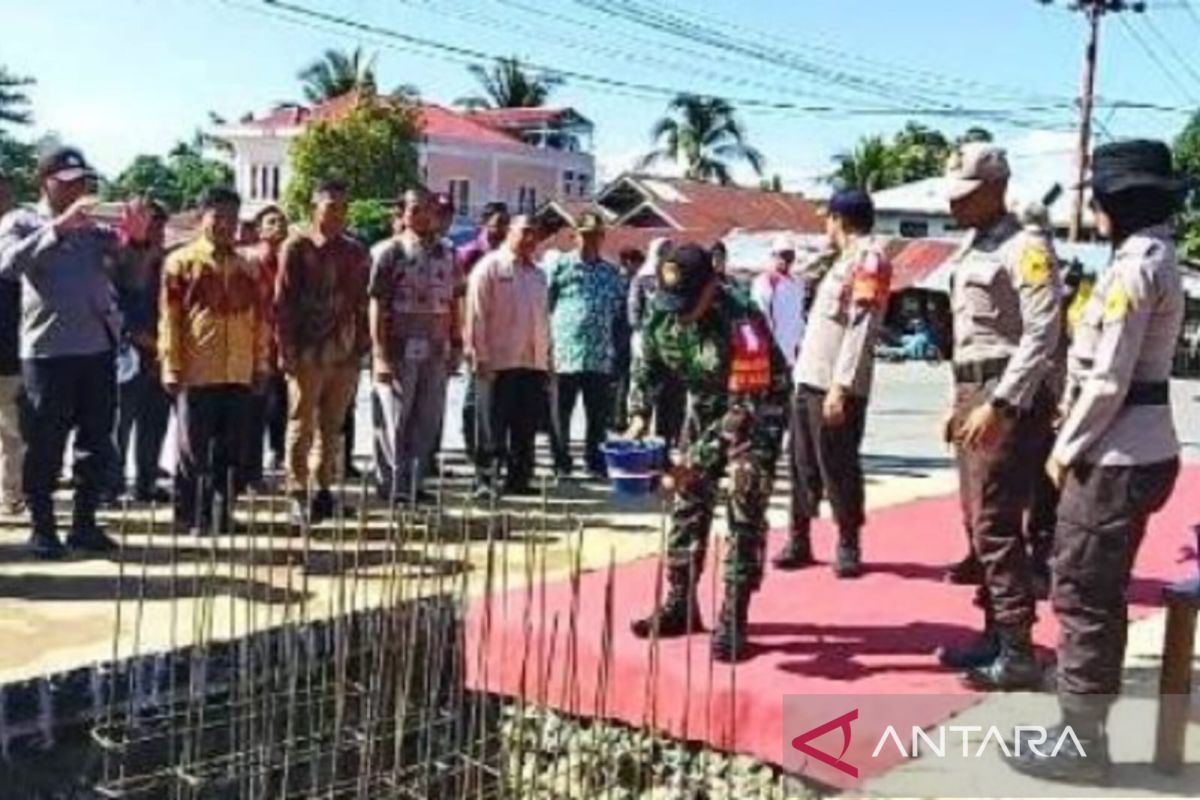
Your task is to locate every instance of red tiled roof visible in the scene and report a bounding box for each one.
[466,107,576,127]
[540,225,724,264]
[887,238,959,292]
[615,176,825,236]
[236,92,527,148]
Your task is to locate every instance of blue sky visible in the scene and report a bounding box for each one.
[5,0,1200,195]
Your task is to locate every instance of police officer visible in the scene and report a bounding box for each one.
[935,143,1062,690]
[1013,140,1185,783]
[773,189,892,578]
[626,243,790,662]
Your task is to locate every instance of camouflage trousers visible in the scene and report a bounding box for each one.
[665,435,781,594]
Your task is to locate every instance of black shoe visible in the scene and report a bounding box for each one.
[937,629,999,670]
[772,531,816,571]
[134,486,171,504]
[631,579,704,639]
[944,552,984,585]
[27,530,67,560]
[66,525,118,554]
[503,483,538,498]
[834,537,863,579]
[964,626,1042,691]
[310,490,333,524]
[711,589,752,663]
[1008,723,1111,785]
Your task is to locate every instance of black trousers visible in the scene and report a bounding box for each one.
[484,369,545,490]
[554,371,611,472]
[788,385,867,537]
[22,352,116,533]
[1054,458,1179,707]
[175,384,251,531]
[244,374,287,483]
[463,372,479,462]
[115,370,171,494]
[1024,394,1059,564]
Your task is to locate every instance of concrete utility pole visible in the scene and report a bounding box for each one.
[1039,0,1145,241]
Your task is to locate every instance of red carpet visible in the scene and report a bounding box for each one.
[465,467,1200,787]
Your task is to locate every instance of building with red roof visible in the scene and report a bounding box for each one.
[213,93,596,221]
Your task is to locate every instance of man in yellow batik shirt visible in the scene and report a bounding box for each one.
[160,187,269,535]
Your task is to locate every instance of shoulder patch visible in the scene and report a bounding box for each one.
[1102,281,1132,323]
[1018,243,1051,287]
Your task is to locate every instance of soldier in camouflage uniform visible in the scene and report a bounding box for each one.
[626,243,790,663]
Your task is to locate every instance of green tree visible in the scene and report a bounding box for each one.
[298,47,378,104]
[1173,111,1200,258]
[0,67,34,127]
[283,96,421,220]
[456,56,563,110]
[347,199,393,246]
[0,133,37,202]
[638,94,765,185]
[105,141,233,211]
[891,122,952,184]
[829,136,898,192]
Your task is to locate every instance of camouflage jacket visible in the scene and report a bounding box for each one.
[629,285,790,474]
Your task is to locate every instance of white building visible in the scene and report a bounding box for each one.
[213,93,597,222]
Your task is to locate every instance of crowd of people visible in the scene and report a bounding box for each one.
[0,133,1189,783]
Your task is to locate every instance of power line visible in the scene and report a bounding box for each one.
[1136,13,1200,100]
[1117,13,1197,102]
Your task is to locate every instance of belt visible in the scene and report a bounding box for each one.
[1125,381,1169,407]
[953,358,1009,385]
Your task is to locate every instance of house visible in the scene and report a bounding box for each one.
[871,176,1097,241]
[212,93,596,223]
[537,173,825,261]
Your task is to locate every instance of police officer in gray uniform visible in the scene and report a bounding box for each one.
[936,143,1062,690]
[1012,140,1185,784]
[773,189,892,578]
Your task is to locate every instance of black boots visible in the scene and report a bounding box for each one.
[772,528,815,571]
[630,570,703,639]
[964,625,1042,691]
[1009,709,1111,785]
[833,529,862,579]
[937,627,1000,670]
[711,588,752,663]
[944,551,984,584]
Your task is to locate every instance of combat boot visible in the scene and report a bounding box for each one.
[964,624,1042,691]
[630,569,703,639]
[772,527,815,571]
[711,587,752,663]
[937,627,1000,670]
[833,529,863,579]
[944,551,984,584]
[1009,710,1111,785]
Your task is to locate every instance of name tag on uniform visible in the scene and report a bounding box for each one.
[404,338,431,362]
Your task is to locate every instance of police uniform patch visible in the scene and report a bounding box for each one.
[1018,244,1051,287]
[661,260,681,289]
[1103,282,1131,323]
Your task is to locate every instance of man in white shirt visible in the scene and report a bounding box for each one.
[750,234,807,368]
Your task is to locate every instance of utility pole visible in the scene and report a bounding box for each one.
[1039,0,1145,241]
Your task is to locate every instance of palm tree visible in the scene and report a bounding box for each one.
[0,67,34,127]
[456,57,563,109]
[829,136,898,192]
[298,47,377,104]
[638,94,765,186]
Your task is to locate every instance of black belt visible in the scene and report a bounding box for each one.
[1125,381,1169,407]
[953,358,1009,385]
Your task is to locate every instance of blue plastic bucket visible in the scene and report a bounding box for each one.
[601,439,666,496]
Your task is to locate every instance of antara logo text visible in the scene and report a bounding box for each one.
[791,709,1087,779]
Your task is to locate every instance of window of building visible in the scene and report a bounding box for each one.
[575,173,590,198]
[562,170,575,197]
[518,186,537,214]
[271,166,281,200]
[899,220,930,239]
[249,165,259,200]
[448,179,471,220]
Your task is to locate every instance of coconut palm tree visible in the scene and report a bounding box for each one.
[0,67,34,127]
[829,136,899,192]
[638,94,765,185]
[456,57,563,109]
[298,47,378,104]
